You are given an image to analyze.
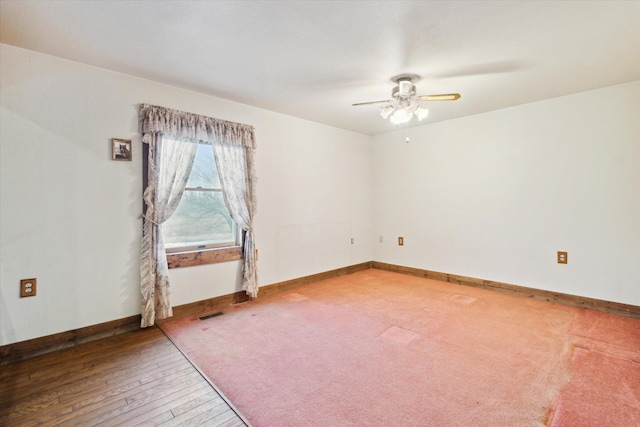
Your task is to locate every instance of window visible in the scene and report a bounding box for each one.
[163,143,238,252]
[149,141,243,268]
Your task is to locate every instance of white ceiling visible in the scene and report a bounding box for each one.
[1,1,639,135]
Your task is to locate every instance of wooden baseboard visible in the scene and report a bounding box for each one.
[168,262,373,319]
[169,291,250,320]
[0,315,141,365]
[257,262,372,298]
[5,259,635,364]
[0,262,372,364]
[371,261,640,320]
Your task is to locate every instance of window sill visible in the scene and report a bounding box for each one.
[167,246,243,269]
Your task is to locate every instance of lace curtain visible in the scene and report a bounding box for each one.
[139,104,257,327]
[214,143,258,297]
[140,135,198,327]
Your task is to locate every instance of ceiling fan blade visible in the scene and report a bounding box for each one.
[352,99,393,106]
[417,93,461,101]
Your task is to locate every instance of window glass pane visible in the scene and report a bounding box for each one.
[162,143,236,250]
[186,143,221,188]
[163,190,235,248]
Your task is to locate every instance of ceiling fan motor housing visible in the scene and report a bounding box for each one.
[393,80,416,98]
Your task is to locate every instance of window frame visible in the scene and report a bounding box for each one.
[142,142,243,269]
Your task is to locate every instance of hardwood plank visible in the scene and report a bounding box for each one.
[69,369,199,415]
[42,356,208,426]
[40,398,129,427]
[216,417,248,427]
[0,353,173,408]
[136,410,176,426]
[88,379,204,426]
[0,327,246,427]
[134,409,176,426]
[27,359,87,381]
[0,328,167,385]
[159,395,228,426]
[203,407,239,426]
[10,391,59,416]
[61,354,183,399]
[0,315,141,364]
[0,393,68,426]
[70,378,143,412]
[1,400,76,427]
[217,417,246,427]
[48,354,182,407]
[165,386,219,417]
[56,359,195,420]
[136,363,196,387]
[168,400,232,427]
[170,390,224,417]
[101,382,211,426]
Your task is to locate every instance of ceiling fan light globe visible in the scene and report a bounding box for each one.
[380,105,394,119]
[415,107,429,121]
[390,108,412,125]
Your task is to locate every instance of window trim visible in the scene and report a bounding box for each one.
[167,245,243,269]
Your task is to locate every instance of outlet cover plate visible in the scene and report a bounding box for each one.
[20,278,37,297]
[557,251,568,264]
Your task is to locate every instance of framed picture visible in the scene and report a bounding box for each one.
[112,138,132,161]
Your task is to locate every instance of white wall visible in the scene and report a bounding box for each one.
[2,42,637,347]
[0,44,373,345]
[373,81,640,306]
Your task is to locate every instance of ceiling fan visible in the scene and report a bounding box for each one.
[352,74,460,125]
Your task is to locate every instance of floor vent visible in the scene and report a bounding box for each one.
[198,311,224,321]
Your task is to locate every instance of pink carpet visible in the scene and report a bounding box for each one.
[159,269,640,426]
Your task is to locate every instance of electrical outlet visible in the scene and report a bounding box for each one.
[398,237,404,246]
[20,278,37,297]
[557,251,568,264]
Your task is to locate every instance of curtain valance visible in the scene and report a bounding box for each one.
[139,103,256,149]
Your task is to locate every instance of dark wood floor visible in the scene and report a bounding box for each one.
[0,327,247,426]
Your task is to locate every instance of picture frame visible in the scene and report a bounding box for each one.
[112,138,132,161]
